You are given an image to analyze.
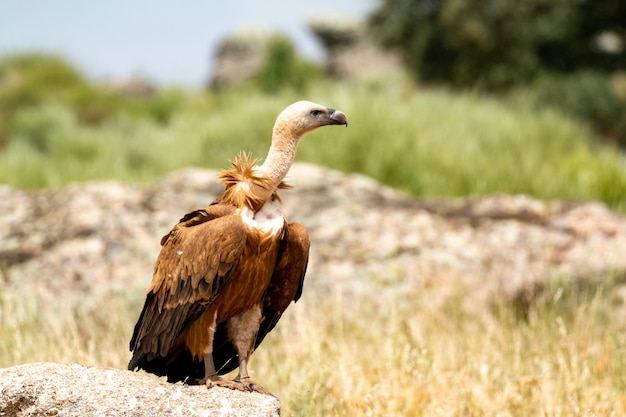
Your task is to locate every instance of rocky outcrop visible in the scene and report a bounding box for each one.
[208,17,401,88]
[209,30,280,90]
[308,16,401,80]
[0,362,280,417]
[101,76,156,98]
[2,164,626,317]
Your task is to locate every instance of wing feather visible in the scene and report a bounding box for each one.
[129,203,247,367]
[257,222,310,339]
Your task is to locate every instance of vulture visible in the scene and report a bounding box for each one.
[128,101,348,394]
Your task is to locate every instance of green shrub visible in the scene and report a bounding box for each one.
[2,78,626,211]
[0,53,88,146]
[533,71,626,146]
[68,84,123,126]
[0,53,87,105]
[137,89,184,125]
[0,53,120,133]
[369,0,626,89]
[256,36,322,93]
[0,53,184,149]
[5,106,70,153]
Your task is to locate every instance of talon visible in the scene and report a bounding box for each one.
[197,373,222,389]
[238,377,271,395]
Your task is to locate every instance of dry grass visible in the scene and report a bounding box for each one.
[2,278,625,416]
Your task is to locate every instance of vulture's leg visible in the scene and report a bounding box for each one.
[196,310,247,391]
[200,353,220,385]
[226,303,271,395]
[195,310,223,386]
[202,351,256,391]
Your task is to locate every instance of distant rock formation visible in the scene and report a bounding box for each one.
[308,16,401,80]
[208,17,402,88]
[0,362,280,417]
[209,29,278,90]
[101,76,156,98]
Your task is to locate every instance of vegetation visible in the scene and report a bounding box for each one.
[369,0,626,144]
[370,0,626,89]
[256,35,322,93]
[2,52,626,415]
[532,71,626,146]
[0,53,183,147]
[1,277,625,416]
[1,54,626,211]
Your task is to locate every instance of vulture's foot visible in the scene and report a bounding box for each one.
[235,376,273,396]
[194,374,220,386]
[202,376,256,393]
[199,375,273,395]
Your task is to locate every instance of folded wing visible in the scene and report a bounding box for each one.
[128,204,247,371]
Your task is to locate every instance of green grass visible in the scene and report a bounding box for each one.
[2,79,626,210]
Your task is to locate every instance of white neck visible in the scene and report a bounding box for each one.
[260,142,294,182]
[259,125,301,189]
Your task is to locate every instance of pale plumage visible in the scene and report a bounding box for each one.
[128,101,347,394]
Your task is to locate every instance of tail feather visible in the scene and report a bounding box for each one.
[127,348,204,383]
[128,350,144,371]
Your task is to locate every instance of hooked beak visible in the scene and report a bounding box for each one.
[328,108,348,127]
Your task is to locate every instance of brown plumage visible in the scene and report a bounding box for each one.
[128,101,348,394]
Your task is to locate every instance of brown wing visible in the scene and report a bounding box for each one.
[214,222,309,373]
[259,222,310,333]
[128,203,247,370]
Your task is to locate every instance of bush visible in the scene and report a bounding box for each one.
[0,53,87,105]
[0,53,89,146]
[256,36,322,93]
[6,106,66,153]
[136,89,184,125]
[0,53,183,149]
[369,0,626,89]
[533,71,626,146]
[68,84,124,126]
[0,53,118,132]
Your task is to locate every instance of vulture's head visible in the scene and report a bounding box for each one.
[273,100,348,139]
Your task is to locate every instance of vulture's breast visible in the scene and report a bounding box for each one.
[183,199,287,358]
[210,199,285,322]
[240,198,285,235]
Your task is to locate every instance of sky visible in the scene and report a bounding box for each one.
[0,0,376,87]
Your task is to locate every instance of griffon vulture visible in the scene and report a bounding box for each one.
[128,101,348,394]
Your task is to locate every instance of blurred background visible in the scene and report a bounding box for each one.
[1,0,625,206]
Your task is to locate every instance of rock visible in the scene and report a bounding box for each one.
[101,76,156,98]
[308,16,402,80]
[0,362,280,417]
[208,17,402,88]
[208,29,280,90]
[2,164,626,317]
[282,165,626,309]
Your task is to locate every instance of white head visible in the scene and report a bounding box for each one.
[254,100,348,195]
[272,100,348,141]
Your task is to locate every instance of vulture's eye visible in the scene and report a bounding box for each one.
[310,109,323,117]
